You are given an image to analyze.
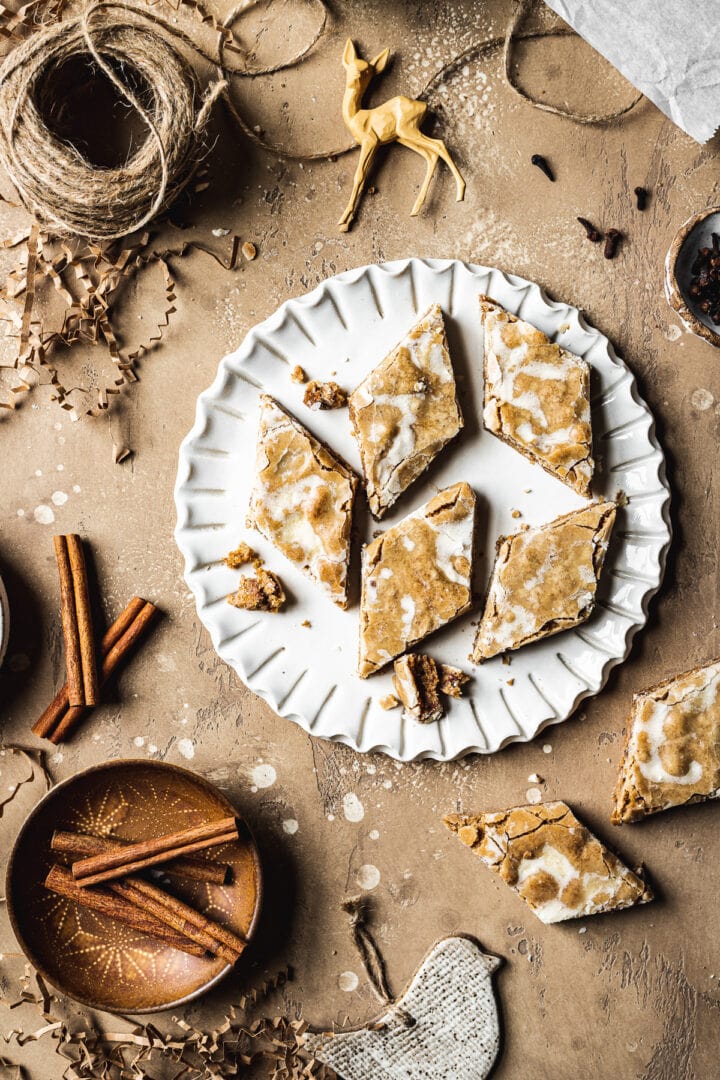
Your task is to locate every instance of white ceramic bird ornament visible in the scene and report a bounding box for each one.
[305,935,501,1080]
[338,39,466,232]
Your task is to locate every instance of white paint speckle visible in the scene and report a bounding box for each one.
[56,464,64,471]
[526,787,542,804]
[690,387,714,411]
[664,323,682,341]
[542,744,552,754]
[16,509,24,517]
[156,653,177,673]
[33,504,54,525]
[369,829,380,840]
[327,813,335,822]
[282,818,299,835]
[343,792,365,822]
[338,971,358,992]
[54,422,62,431]
[250,764,276,789]
[133,736,145,747]
[51,490,68,506]
[356,864,381,890]
[34,469,42,477]
[177,738,195,760]
[382,779,393,789]
[148,744,158,754]
[72,484,81,493]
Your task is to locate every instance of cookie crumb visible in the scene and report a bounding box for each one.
[242,241,257,261]
[439,663,470,698]
[225,542,258,569]
[301,619,312,628]
[379,694,400,710]
[228,567,285,612]
[303,379,348,411]
[290,365,307,384]
[511,509,522,519]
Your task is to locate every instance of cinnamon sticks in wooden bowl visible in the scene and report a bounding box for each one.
[6,760,262,1013]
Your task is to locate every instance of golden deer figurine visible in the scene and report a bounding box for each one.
[339,39,465,231]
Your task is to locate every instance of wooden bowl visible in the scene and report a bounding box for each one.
[6,759,262,1013]
[665,205,720,348]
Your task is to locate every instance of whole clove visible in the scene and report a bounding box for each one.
[577,217,602,243]
[688,233,720,324]
[531,154,554,182]
[634,186,648,211]
[603,229,622,259]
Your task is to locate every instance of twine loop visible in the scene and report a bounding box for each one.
[0,1,225,239]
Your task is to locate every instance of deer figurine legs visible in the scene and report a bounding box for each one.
[399,130,465,213]
[338,136,379,231]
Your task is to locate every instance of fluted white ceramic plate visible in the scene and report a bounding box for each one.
[175,259,670,761]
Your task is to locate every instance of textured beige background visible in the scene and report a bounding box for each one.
[1,1,719,1077]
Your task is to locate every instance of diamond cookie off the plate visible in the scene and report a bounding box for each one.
[472,500,616,661]
[444,801,653,924]
[248,394,358,608]
[349,303,463,519]
[359,481,476,677]
[481,295,593,498]
[612,657,720,824]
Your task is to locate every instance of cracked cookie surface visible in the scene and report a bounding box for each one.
[359,481,475,677]
[349,304,463,519]
[444,801,652,923]
[248,394,358,608]
[481,295,593,498]
[472,500,616,661]
[612,658,720,824]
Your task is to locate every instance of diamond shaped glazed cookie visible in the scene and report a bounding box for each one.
[444,801,652,924]
[612,658,720,824]
[481,295,593,497]
[359,481,476,677]
[248,395,358,608]
[349,304,463,519]
[472,500,616,661]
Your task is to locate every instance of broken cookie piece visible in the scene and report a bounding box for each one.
[228,567,285,613]
[225,541,258,568]
[303,379,348,410]
[290,365,307,384]
[472,500,616,661]
[612,658,720,825]
[393,654,444,723]
[349,304,463,519]
[359,481,475,677]
[393,654,470,723]
[248,395,358,608]
[444,801,652,924]
[481,295,593,498]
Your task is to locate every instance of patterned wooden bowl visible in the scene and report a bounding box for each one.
[6,759,262,1013]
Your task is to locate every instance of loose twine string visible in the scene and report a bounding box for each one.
[0,0,644,240]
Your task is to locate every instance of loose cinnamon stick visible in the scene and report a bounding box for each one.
[72,817,239,887]
[109,878,242,964]
[44,865,206,957]
[54,535,86,706]
[33,598,159,744]
[66,534,99,705]
[51,829,229,885]
[33,596,146,739]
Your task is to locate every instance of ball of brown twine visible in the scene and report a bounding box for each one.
[0,1,226,240]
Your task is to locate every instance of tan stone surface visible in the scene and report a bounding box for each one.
[1,1,719,1076]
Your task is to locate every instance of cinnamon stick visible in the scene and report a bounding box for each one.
[66,534,99,705]
[44,865,206,957]
[51,829,230,885]
[72,817,239,887]
[119,876,246,958]
[54,535,86,706]
[109,878,242,964]
[33,596,145,739]
[33,597,159,743]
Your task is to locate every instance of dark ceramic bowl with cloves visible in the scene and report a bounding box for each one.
[6,759,262,1013]
[665,205,720,348]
